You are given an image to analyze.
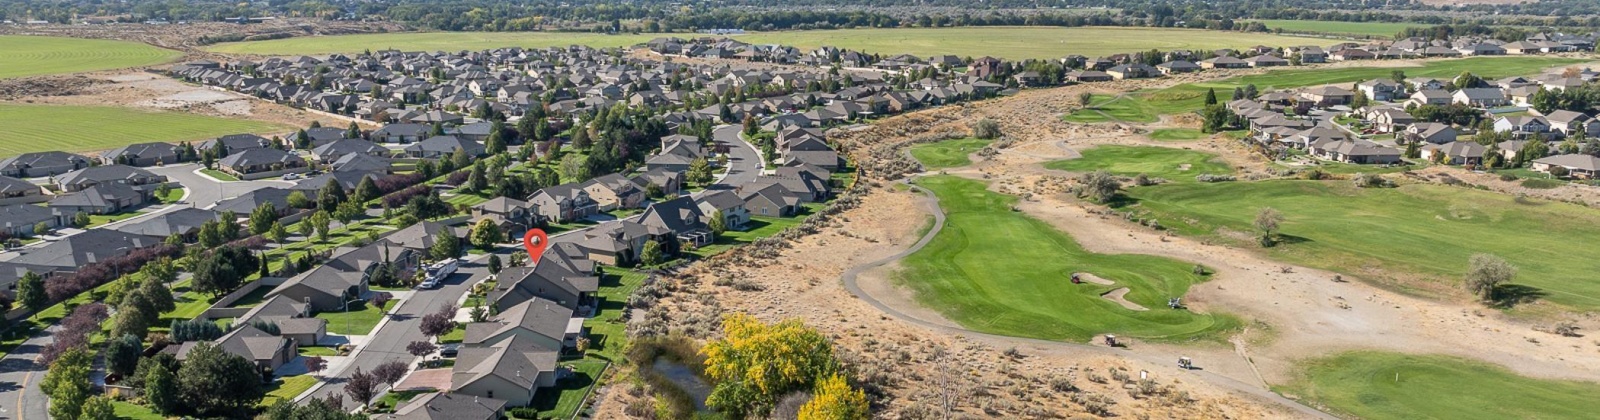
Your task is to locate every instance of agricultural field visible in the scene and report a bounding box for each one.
[1044,145,1232,183]
[1277,351,1600,419]
[1063,56,1591,121]
[896,175,1237,342]
[0,104,288,158]
[0,35,180,79]
[908,138,990,169]
[204,32,666,55]
[737,26,1329,60]
[1110,162,1600,310]
[1251,19,1427,38]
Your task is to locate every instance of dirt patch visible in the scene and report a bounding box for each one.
[1101,288,1149,311]
[3,70,352,129]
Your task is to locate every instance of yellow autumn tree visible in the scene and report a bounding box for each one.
[799,373,870,420]
[702,313,838,418]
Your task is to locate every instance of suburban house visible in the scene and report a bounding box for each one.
[388,392,508,420]
[527,184,599,224]
[740,183,800,217]
[1532,154,1600,178]
[574,220,669,266]
[1452,88,1509,107]
[1493,116,1551,136]
[110,208,223,241]
[1404,123,1459,144]
[266,264,369,312]
[0,151,91,178]
[47,183,149,215]
[102,142,183,166]
[0,204,58,238]
[212,187,298,216]
[1421,141,1488,165]
[200,134,273,154]
[51,165,167,192]
[310,139,389,163]
[630,168,685,197]
[372,123,432,144]
[694,190,750,230]
[405,135,486,159]
[167,325,298,373]
[0,229,164,293]
[1357,79,1402,102]
[580,174,645,211]
[1544,110,1599,136]
[489,242,599,312]
[450,336,560,406]
[471,196,533,235]
[1298,86,1356,107]
[638,196,712,247]
[235,294,328,346]
[464,297,582,351]
[0,176,46,205]
[1310,139,1403,164]
[218,148,311,180]
[1406,89,1454,107]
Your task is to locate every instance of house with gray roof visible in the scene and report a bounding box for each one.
[388,392,508,420]
[110,207,222,241]
[51,164,167,192]
[218,148,310,180]
[472,196,532,235]
[638,196,711,247]
[0,151,91,178]
[464,297,580,351]
[0,204,58,238]
[266,264,368,312]
[372,123,432,144]
[580,174,644,211]
[235,294,327,345]
[212,187,298,215]
[1421,141,1488,165]
[168,325,298,372]
[695,190,749,230]
[630,168,684,197]
[102,142,184,167]
[310,139,389,163]
[200,133,273,154]
[740,183,800,217]
[0,176,46,205]
[527,184,598,224]
[47,183,148,215]
[489,245,598,312]
[450,335,560,406]
[405,135,485,159]
[572,220,668,266]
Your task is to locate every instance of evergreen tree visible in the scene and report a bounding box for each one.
[1204,88,1218,106]
[18,271,46,311]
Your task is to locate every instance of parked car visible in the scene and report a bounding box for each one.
[439,343,460,357]
[419,258,459,289]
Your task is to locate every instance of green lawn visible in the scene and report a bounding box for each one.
[111,399,168,420]
[1123,179,1600,309]
[261,375,320,406]
[735,26,1328,60]
[1250,20,1429,38]
[228,285,275,307]
[156,187,185,204]
[899,175,1237,342]
[583,269,650,361]
[1277,351,1600,420]
[1045,145,1232,183]
[1148,128,1208,141]
[298,346,339,357]
[687,216,806,259]
[316,299,398,335]
[200,168,240,182]
[376,389,435,412]
[87,211,146,228]
[444,191,492,206]
[1063,94,1161,124]
[0,35,181,79]
[0,104,288,158]
[205,32,667,55]
[438,324,466,344]
[524,360,608,419]
[1064,57,1591,121]
[909,138,990,169]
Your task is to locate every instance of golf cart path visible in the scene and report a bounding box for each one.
[839,178,1337,420]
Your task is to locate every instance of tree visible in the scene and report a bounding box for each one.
[373,360,408,388]
[32,221,50,236]
[18,271,47,311]
[304,356,328,377]
[80,395,115,420]
[110,304,152,346]
[430,232,462,261]
[709,210,727,236]
[287,191,312,209]
[344,367,381,406]
[639,240,666,266]
[419,311,456,338]
[178,342,265,417]
[334,200,362,226]
[1466,253,1516,302]
[317,178,347,211]
[354,175,381,203]
[310,210,332,242]
[104,333,143,379]
[743,115,760,136]
[1077,170,1120,203]
[143,361,178,414]
[704,314,839,418]
[73,211,91,228]
[1254,207,1285,247]
[971,118,1002,139]
[559,153,591,182]
[468,161,488,192]
[407,341,438,358]
[469,219,502,251]
[43,347,92,420]
[249,202,278,235]
[451,147,472,170]
[1078,92,1094,107]
[192,246,259,296]
[798,374,869,420]
[1200,104,1234,133]
[1203,88,1218,106]
[488,254,503,275]
[1352,88,1369,108]
[267,221,289,244]
[687,157,713,185]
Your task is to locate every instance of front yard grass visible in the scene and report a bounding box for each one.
[156,187,185,204]
[111,399,167,420]
[261,375,319,406]
[437,324,466,344]
[200,168,240,182]
[86,211,145,228]
[316,299,398,335]
[298,346,339,357]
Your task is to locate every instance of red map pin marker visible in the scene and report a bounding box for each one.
[523,228,548,265]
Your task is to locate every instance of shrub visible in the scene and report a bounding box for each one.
[971,118,1002,140]
[1352,173,1393,188]
[1194,174,1235,182]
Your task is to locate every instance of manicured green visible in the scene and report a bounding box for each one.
[437,324,466,344]
[526,359,609,419]
[0,35,181,79]
[1148,128,1208,141]
[1045,145,1232,183]
[0,104,287,158]
[87,211,146,228]
[156,187,185,204]
[1251,20,1428,38]
[261,375,319,406]
[1064,57,1590,120]
[316,299,398,335]
[297,346,339,357]
[1278,351,1600,420]
[1063,94,1161,123]
[898,175,1236,342]
[228,285,275,308]
[199,169,240,182]
[1124,179,1600,309]
[909,138,990,169]
[205,32,667,55]
[736,26,1328,60]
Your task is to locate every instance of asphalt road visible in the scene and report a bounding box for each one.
[707,125,761,191]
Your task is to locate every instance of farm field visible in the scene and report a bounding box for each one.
[1251,19,1426,38]
[908,138,990,169]
[1277,351,1600,420]
[897,175,1237,342]
[1064,56,1591,120]
[1044,145,1232,183]
[1116,173,1600,310]
[0,35,181,79]
[736,26,1330,60]
[204,32,666,55]
[0,104,288,157]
